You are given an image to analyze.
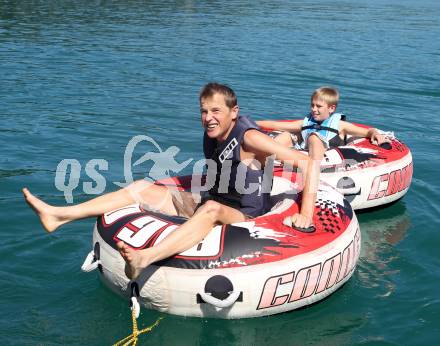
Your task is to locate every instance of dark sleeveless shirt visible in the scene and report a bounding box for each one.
[202,116,272,218]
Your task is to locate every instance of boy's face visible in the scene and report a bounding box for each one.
[310,97,336,122]
[200,93,238,142]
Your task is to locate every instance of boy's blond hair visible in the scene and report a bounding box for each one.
[311,87,339,107]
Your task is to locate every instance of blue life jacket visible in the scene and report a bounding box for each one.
[300,113,346,149]
[203,116,272,218]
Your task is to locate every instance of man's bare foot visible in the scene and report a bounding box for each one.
[22,188,68,232]
[290,213,313,229]
[116,241,151,280]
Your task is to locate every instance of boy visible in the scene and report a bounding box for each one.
[256,86,388,164]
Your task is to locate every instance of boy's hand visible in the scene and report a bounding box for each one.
[369,129,390,146]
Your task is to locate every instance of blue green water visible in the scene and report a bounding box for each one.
[1,0,439,344]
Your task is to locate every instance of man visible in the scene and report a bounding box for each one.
[23,83,317,280]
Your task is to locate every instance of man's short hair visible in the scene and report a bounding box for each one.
[199,82,237,109]
[311,86,339,107]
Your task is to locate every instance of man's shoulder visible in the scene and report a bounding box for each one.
[242,128,269,146]
[238,115,259,129]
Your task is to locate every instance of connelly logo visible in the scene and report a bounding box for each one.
[104,205,223,258]
[368,162,413,200]
[257,227,360,310]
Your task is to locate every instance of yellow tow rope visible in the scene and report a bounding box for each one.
[113,308,163,346]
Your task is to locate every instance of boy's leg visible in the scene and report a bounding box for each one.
[23,180,182,233]
[307,134,326,160]
[117,200,246,279]
[274,131,294,147]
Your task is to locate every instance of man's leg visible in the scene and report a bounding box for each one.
[290,134,324,228]
[304,133,325,196]
[23,180,180,233]
[117,200,246,279]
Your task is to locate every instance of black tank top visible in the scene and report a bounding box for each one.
[202,116,272,218]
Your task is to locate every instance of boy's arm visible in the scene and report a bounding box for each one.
[340,121,389,145]
[243,130,318,228]
[256,119,303,133]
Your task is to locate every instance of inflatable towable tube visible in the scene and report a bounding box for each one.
[83,174,360,319]
[261,121,413,210]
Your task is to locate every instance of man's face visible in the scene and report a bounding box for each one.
[200,93,238,142]
[310,97,336,122]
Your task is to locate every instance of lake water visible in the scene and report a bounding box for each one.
[1,0,439,344]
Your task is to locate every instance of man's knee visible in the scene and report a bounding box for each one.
[198,200,223,219]
[129,179,154,190]
[126,179,166,203]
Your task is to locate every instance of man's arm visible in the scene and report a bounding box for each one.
[340,121,389,145]
[256,119,303,133]
[243,130,318,228]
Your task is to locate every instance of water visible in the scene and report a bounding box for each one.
[1,0,439,344]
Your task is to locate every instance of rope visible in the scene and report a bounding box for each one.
[113,309,163,346]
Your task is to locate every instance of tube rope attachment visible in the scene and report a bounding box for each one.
[81,243,101,272]
[113,282,163,346]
